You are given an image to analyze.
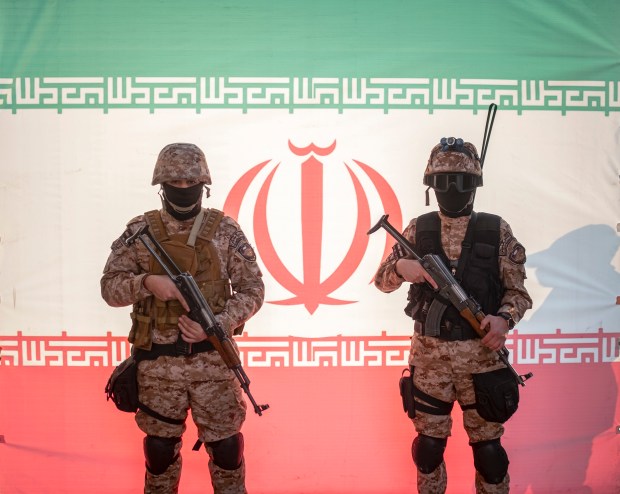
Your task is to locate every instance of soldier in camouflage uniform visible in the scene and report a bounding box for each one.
[101,143,265,494]
[374,137,532,494]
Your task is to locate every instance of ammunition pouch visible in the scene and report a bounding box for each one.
[471,367,519,423]
[129,208,233,351]
[404,284,431,320]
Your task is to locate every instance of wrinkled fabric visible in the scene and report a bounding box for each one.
[135,352,247,442]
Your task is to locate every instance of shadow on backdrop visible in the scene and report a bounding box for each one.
[509,224,619,494]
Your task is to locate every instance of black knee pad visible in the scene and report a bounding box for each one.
[143,435,181,475]
[207,433,244,470]
[471,439,509,484]
[412,434,447,474]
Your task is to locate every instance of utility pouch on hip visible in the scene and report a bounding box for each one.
[105,352,186,425]
[399,367,416,419]
[472,367,519,423]
[105,356,139,413]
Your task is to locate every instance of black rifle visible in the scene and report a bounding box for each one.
[126,224,270,415]
[368,214,533,387]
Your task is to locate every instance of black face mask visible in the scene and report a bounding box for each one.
[162,183,204,220]
[435,188,475,217]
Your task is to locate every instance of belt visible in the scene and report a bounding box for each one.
[415,320,479,341]
[135,339,215,361]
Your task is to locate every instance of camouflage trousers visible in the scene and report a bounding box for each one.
[136,351,247,493]
[143,456,247,494]
[409,334,509,494]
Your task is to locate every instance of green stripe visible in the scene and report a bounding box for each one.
[1,1,619,80]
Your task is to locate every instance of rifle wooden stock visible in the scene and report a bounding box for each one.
[460,309,486,337]
[208,335,241,369]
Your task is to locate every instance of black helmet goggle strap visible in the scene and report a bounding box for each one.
[424,173,482,193]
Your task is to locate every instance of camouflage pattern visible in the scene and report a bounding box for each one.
[135,352,247,441]
[418,461,509,494]
[417,462,510,494]
[423,139,482,177]
[152,143,212,186]
[410,335,505,440]
[374,212,531,322]
[476,471,510,494]
[417,462,446,494]
[137,352,247,493]
[373,211,532,494]
[101,209,264,337]
[144,452,182,493]
[101,207,264,494]
[209,460,247,494]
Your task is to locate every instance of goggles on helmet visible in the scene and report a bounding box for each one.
[423,173,482,193]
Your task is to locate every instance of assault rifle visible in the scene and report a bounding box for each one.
[126,225,270,415]
[368,214,532,387]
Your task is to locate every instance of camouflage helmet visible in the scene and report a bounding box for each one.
[151,143,211,186]
[423,137,482,181]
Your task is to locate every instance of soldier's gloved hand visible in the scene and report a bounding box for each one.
[395,259,439,289]
[480,315,509,352]
[178,315,208,343]
[143,274,190,311]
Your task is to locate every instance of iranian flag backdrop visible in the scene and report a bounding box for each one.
[1,1,619,493]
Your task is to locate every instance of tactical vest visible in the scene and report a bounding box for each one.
[129,208,232,351]
[413,211,503,331]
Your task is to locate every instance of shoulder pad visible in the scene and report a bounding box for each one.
[110,216,146,251]
[126,215,145,228]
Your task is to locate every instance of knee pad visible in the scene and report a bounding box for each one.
[412,434,447,474]
[471,439,509,484]
[207,433,244,470]
[143,435,181,475]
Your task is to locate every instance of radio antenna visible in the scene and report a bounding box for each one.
[479,103,497,169]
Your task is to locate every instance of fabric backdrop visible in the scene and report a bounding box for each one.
[1,1,618,493]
